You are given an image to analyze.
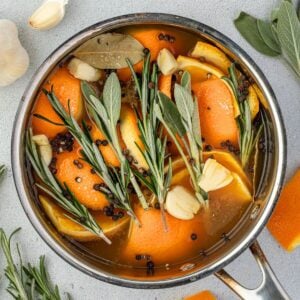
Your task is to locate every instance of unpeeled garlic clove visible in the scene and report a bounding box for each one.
[165,185,201,220]
[0,20,29,87]
[29,0,68,30]
[33,134,52,166]
[157,48,178,75]
[199,158,233,192]
[67,58,103,82]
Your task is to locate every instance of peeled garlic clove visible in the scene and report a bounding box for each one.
[33,134,52,166]
[32,134,50,146]
[29,0,68,30]
[39,145,53,166]
[68,58,103,82]
[165,185,200,220]
[199,158,233,192]
[0,20,29,87]
[157,48,178,75]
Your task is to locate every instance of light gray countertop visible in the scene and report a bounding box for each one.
[0,1,299,299]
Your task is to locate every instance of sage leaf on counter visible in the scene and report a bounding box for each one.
[74,33,144,69]
[277,1,300,77]
[234,12,280,56]
[257,20,281,53]
[234,0,300,79]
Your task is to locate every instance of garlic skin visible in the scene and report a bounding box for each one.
[29,0,68,30]
[165,185,201,220]
[157,48,178,75]
[32,134,53,166]
[68,58,103,82]
[199,158,233,192]
[0,20,29,87]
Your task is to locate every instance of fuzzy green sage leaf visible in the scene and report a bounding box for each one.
[234,12,281,56]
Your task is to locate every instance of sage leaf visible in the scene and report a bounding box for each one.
[277,1,300,76]
[74,33,144,69]
[257,20,281,53]
[181,71,191,93]
[192,99,202,147]
[174,83,194,125]
[157,92,186,137]
[103,72,121,125]
[234,12,280,56]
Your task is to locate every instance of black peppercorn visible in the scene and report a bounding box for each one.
[191,233,197,240]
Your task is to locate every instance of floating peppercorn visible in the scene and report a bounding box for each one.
[191,233,197,240]
[204,144,212,151]
[135,254,142,261]
[75,177,82,183]
[101,140,108,146]
[95,139,102,146]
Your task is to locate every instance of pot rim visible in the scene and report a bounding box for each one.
[11,13,287,289]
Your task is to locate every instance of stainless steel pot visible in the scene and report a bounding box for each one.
[11,13,289,299]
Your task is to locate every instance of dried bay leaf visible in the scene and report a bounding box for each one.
[74,33,144,69]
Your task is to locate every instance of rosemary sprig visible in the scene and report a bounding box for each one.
[223,64,262,168]
[155,71,208,207]
[0,228,68,300]
[36,89,138,221]
[81,73,148,210]
[126,54,173,229]
[0,164,6,180]
[25,129,111,244]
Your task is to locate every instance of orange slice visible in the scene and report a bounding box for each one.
[190,41,231,74]
[32,66,83,139]
[119,104,148,170]
[40,195,130,242]
[247,85,260,120]
[183,290,217,300]
[177,56,224,84]
[55,143,109,210]
[267,169,300,251]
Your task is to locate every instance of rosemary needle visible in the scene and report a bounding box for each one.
[126,54,172,230]
[35,89,137,222]
[0,228,69,300]
[25,129,111,244]
[81,74,148,211]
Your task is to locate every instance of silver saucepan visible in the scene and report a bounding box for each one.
[11,13,289,299]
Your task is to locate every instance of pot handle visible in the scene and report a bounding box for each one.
[214,240,290,300]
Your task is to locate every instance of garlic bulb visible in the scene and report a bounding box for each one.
[0,20,29,87]
[165,185,201,220]
[157,48,178,75]
[68,58,103,82]
[32,134,53,166]
[29,0,68,30]
[199,158,233,192]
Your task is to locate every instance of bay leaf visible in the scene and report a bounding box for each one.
[277,1,300,77]
[74,33,144,69]
[234,12,280,56]
[257,20,281,53]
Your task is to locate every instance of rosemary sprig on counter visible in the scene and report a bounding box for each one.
[36,89,138,222]
[0,228,69,300]
[223,64,262,168]
[156,71,208,207]
[126,54,172,229]
[0,164,6,179]
[81,73,148,210]
[25,129,111,244]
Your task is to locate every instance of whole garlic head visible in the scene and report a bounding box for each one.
[165,185,201,220]
[29,0,68,30]
[0,20,29,87]
[199,158,233,192]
